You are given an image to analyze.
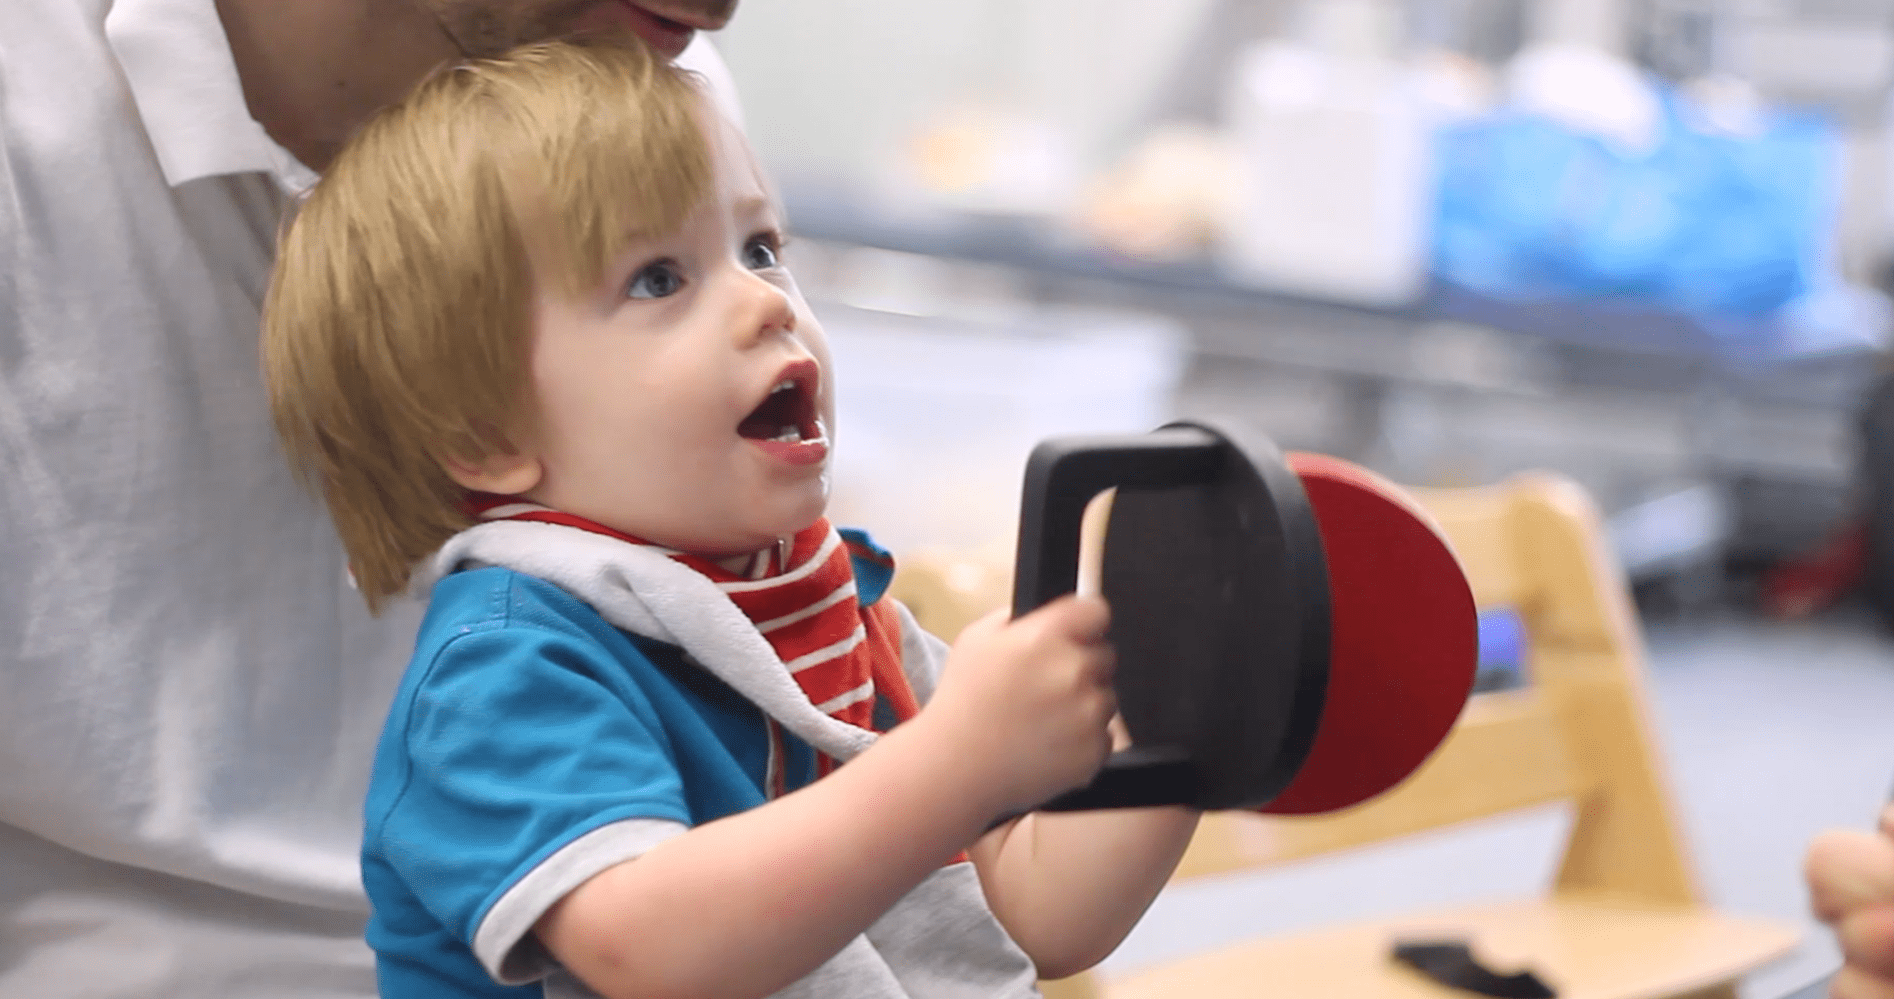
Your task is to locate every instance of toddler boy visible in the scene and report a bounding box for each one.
[261,38,1197,999]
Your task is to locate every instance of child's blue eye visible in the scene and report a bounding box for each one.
[743,234,781,271]
[626,260,684,300]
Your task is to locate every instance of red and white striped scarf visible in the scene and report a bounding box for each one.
[465,495,918,782]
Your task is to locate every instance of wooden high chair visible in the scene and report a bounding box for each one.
[890,472,1799,999]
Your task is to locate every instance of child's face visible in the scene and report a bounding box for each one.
[504,110,835,557]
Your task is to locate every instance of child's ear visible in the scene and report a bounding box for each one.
[442,445,542,497]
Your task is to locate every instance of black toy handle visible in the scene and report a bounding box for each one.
[1012,425,1224,617]
[1005,423,1226,818]
[988,745,1199,830]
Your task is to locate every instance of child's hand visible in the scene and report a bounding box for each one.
[923,595,1117,819]
[1806,805,1894,998]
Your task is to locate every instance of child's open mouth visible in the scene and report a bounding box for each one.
[738,361,828,464]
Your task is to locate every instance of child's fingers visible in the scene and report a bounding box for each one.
[1809,829,1894,923]
[949,607,1010,651]
[1068,593,1111,643]
[1019,593,1109,644]
[1879,803,1894,841]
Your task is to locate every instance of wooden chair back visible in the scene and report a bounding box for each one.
[1172,472,1701,904]
[889,471,1796,999]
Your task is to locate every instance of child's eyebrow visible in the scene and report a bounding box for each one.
[618,223,670,243]
[607,194,780,251]
[733,194,779,221]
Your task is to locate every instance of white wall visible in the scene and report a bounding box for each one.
[711,0,1218,182]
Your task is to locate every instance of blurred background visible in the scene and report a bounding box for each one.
[709,2,1894,996]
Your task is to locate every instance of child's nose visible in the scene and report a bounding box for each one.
[733,271,796,345]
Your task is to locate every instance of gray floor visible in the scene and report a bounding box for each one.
[1092,606,1894,999]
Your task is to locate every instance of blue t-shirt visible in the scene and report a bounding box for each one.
[361,534,900,998]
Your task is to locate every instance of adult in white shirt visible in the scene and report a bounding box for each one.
[0,2,741,996]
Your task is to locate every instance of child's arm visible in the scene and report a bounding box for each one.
[967,760,1201,978]
[534,595,1117,999]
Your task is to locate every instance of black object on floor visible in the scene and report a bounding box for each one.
[1391,940,1557,999]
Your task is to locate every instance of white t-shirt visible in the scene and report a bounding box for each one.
[0,1,739,995]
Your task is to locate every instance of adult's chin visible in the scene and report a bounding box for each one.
[578,1,697,59]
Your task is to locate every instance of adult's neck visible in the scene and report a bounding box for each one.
[213,0,463,173]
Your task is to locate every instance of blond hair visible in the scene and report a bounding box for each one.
[262,38,712,612]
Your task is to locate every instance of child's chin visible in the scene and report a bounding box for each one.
[736,501,829,548]
[778,503,829,537]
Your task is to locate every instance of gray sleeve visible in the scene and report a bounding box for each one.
[890,599,949,707]
[474,817,689,984]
